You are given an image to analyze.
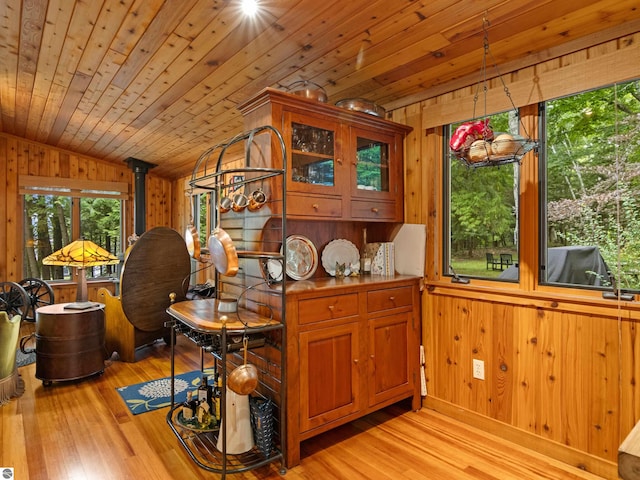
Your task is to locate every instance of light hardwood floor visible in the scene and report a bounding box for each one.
[2,324,610,480]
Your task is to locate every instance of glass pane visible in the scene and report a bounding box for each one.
[80,198,122,278]
[197,192,208,250]
[291,122,334,186]
[24,194,72,280]
[356,137,389,192]
[447,111,520,280]
[544,80,640,290]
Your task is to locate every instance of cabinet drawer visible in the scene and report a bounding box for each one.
[350,199,396,221]
[288,193,342,218]
[367,286,413,313]
[298,294,359,324]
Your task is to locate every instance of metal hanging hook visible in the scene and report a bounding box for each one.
[451,11,538,167]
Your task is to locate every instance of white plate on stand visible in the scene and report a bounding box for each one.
[321,239,359,276]
[260,257,284,283]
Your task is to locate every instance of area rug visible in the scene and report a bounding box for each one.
[16,349,36,367]
[116,368,215,415]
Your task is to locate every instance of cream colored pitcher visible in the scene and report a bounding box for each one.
[216,386,254,454]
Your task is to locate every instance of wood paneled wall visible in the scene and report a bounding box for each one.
[390,31,640,479]
[1,25,638,479]
[0,132,174,301]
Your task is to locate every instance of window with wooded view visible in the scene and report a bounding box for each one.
[446,110,520,280]
[543,79,640,291]
[23,195,122,281]
[445,79,640,292]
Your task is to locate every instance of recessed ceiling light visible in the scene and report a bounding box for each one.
[241,0,259,16]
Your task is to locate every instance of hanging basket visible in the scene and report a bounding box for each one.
[449,14,538,168]
[451,132,537,168]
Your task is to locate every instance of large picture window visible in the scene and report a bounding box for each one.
[543,79,640,291]
[21,176,126,282]
[445,111,521,280]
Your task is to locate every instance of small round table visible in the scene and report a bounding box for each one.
[35,303,106,385]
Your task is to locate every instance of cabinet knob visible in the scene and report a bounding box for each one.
[312,203,319,210]
[389,296,395,301]
[371,207,379,213]
[336,158,343,165]
[328,305,334,310]
[353,358,358,364]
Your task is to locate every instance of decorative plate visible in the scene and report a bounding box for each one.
[321,239,359,276]
[260,256,284,283]
[284,235,318,281]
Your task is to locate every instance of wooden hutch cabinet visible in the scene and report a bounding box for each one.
[239,88,412,222]
[238,88,420,468]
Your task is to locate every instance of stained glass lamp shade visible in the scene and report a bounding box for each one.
[43,239,120,309]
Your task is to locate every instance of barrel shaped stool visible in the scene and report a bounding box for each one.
[35,303,106,385]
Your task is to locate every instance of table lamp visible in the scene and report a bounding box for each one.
[43,239,120,310]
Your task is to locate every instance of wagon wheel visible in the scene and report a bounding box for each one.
[19,277,55,322]
[0,281,30,319]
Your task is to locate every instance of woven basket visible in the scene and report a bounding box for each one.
[249,397,274,457]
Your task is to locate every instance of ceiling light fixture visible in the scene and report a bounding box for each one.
[241,0,259,16]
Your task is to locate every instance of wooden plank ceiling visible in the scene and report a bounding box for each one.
[1,0,639,178]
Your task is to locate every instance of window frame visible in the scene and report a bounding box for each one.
[442,112,524,284]
[21,176,127,282]
[438,82,640,303]
[538,79,640,295]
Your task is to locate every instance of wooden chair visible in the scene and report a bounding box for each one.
[98,227,191,362]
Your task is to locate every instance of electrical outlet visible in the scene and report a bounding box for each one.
[472,359,485,380]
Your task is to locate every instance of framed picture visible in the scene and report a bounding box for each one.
[231,175,244,192]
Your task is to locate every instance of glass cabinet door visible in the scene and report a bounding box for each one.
[351,127,397,201]
[285,112,342,194]
[291,122,335,185]
[355,136,389,192]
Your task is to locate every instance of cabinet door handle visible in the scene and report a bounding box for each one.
[371,207,379,213]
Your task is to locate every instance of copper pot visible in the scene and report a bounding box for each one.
[228,337,258,395]
[335,98,386,117]
[231,193,248,212]
[185,224,200,260]
[208,226,238,276]
[247,189,267,212]
[286,80,328,103]
[185,193,201,260]
[219,195,232,213]
[210,186,239,274]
